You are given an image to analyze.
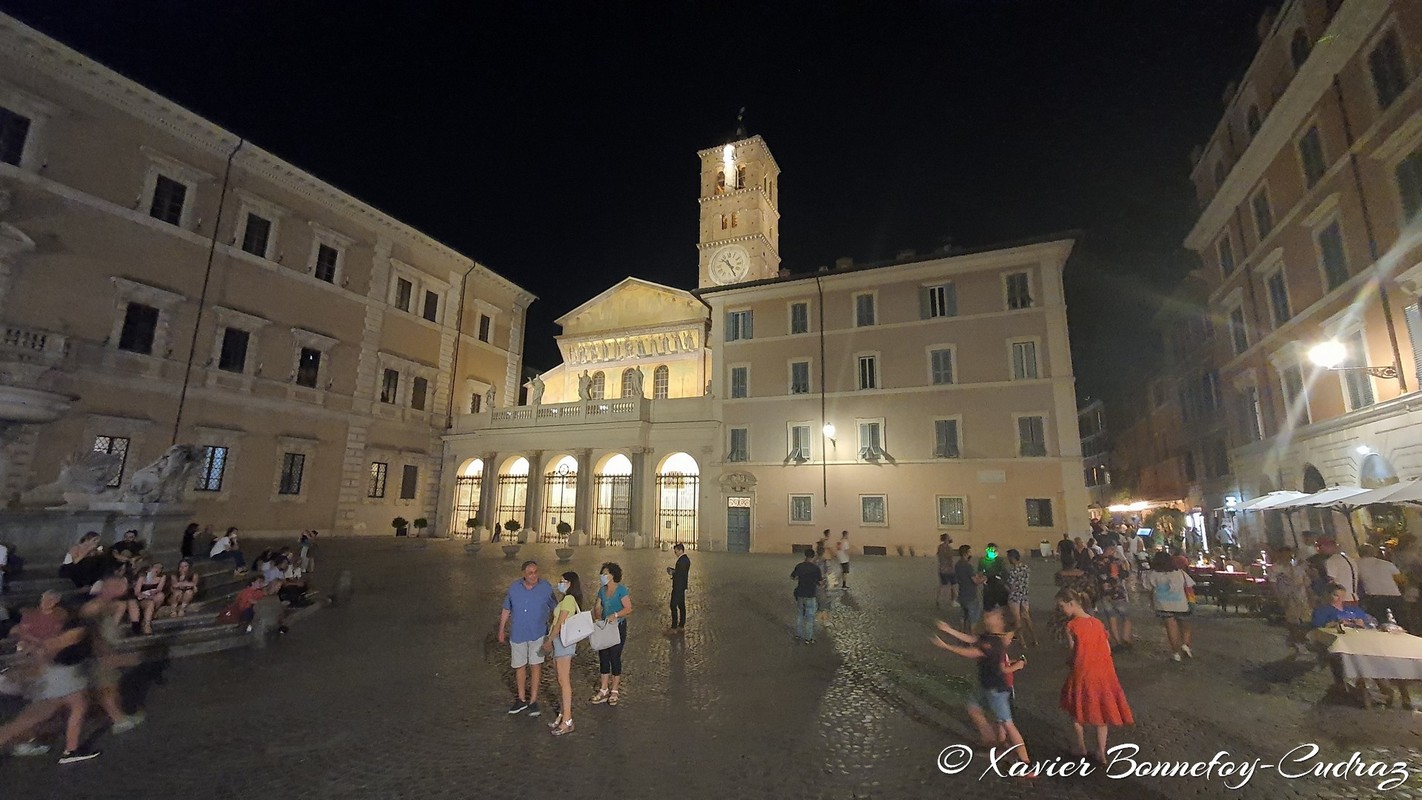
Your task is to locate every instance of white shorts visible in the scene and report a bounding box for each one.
[510,638,546,668]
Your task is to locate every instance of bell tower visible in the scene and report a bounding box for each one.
[696,130,780,288]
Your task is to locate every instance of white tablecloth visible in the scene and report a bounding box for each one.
[1329,629,1422,681]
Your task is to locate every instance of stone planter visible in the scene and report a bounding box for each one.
[501,544,522,559]
[555,547,574,563]
[517,530,531,545]
[464,543,482,555]
[567,531,585,547]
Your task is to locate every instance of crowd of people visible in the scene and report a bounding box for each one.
[0,524,321,764]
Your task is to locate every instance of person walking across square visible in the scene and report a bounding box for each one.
[1056,587,1133,763]
[836,531,851,590]
[791,548,822,643]
[498,560,555,717]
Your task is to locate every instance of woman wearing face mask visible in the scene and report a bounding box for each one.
[591,562,632,706]
[542,571,582,736]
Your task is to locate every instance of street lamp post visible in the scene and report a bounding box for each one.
[1307,340,1400,381]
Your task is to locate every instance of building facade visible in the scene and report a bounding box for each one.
[1078,398,1112,508]
[1184,0,1422,545]
[0,15,530,536]
[441,133,1091,554]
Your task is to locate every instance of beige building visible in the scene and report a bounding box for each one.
[441,132,1090,554]
[1183,0,1422,546]
[0,15,531,536]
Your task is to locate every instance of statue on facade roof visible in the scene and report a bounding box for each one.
[527,375,545,406]
[627,366,645,399]
[485,385,497,410]
[577,370,592,402]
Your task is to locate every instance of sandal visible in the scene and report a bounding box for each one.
[590,689,610,704]
[551,718,575,736]
[609,689,620,706]
[547,714,563,730]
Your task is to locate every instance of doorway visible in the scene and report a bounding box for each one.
[727,506,750,553]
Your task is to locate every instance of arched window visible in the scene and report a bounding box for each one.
[1246,105,1262,137]
[653,365,669,399]
[715,171,726,193]
[590,371,605,400]
[735,165,746,189]
[621,368,638,398]
[720,214,728,230]
[1290,29,1311,69]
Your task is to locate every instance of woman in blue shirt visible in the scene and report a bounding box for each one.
[591,562,633,706]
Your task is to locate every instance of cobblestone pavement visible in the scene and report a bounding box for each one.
[4,540,1422,799]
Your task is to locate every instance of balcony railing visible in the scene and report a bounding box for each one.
[1,324,69,367]
[487,398,650,428]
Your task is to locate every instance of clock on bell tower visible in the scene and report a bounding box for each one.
[696,134,780,288]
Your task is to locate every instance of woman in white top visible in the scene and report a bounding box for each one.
[1357,545,1404,626]
[1143,551,1195,662]
[209,527,247,575]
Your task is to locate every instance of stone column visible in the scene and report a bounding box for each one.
[573,448,594,538]
[523,450,544,542]
[628,447,651,549]
[478,451,499,540]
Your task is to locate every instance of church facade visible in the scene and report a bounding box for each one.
[438,133,1090,554]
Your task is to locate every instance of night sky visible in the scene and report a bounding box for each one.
[4,0,1275,418]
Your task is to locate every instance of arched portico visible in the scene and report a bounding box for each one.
[451,458,483,536]
[593,453,632,546]
[540,454,578,543]
[656,452,699,548]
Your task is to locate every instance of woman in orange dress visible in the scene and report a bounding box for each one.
[1056,588,1132,762]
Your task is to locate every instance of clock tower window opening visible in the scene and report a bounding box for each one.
[735,165,746,190]
[715,171,726,194]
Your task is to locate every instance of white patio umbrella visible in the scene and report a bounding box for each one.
[1236,491,1309,511]
[1286,485,1368,508]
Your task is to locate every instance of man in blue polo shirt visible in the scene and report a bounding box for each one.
[498,560,555,716]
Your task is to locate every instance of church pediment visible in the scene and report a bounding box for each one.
[555,277,707,337]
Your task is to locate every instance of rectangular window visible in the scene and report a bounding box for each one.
[1241,385,1263,442]
[469,393,482,414]
[854,293,876,326]
[789,301,809,334]
[368,462,388,498]
[400,464,419,500]
[422,290,439,323]
[0,106,30,166]
[117,303,159,355]
[241,213,272,257]
[728,428,749,462]
[924,283,957,318]
[790,494,813,523]
[1370,31,1409,110]
[857,355,878,390]
[789,423,811,461]
[937,496,966,528]
[295,347,321,388]
[93,435,130,489]
[1229,307,1249,355]
[411,377,429,411]
[149,175,187,225]
[1266,271,1291,328]
[857,420,884,460]
[789,360,810,394]
[314,244,339,283]
[1011,340,1038,380]
[279,452,305,495]
[860,495,887,525]
[1318,221,1349,290]
[1343,332,1376,410]
[1017,415,1047,457]
[1218,235,1235,276]
[729,366,748,399]
[933,419,961,458]
[1006,272,1032,309]
[929,348,954,385]
[1299,127,1327,189]
[1397,150,1422,221]
[1025,498,1054,527]
[380,368,400,404]
[477,314,492,342]
[1281,364,1310,425]
[217,327,249,373]
[1252,189,1273,239]
[726,310,753,341]
[395,278,413,312]
[194,445,228,492]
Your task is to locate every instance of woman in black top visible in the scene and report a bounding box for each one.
[180,523,199,559]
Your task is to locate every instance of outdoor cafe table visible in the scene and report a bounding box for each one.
[1327,629,1422,682]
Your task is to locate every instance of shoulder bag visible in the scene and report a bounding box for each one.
[560,610,594,647]
[589,619,623,651]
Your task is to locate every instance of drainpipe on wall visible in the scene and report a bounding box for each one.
[171,137,244,445]
[445,262,480,430]
[816,275,827,506]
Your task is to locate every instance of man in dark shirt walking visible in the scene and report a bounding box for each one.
[791,548,823,643]
[666,543,691,635]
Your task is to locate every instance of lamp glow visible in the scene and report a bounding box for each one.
[822,423,836,439]
[1356,445,1372,455]
[1309,340,1347,369]
[722,144,734,181]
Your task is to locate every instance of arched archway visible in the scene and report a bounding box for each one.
[494,457,529,537]
[593,453,631,545]
[540,454,578,543]
[656,452,699,548]
[452,458,483,536]
[1301,463,1335,539]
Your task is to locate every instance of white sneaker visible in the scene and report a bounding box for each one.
[111,712,145,734]
[12,741,50,756]
[1171,653,1182,662]
[1180,645,1194,659]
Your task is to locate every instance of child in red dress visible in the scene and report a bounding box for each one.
[1056,588,1133,762]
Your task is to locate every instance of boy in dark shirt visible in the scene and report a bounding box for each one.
[932,607,1029,766]
[666,543,691,635]
[791,549,823,643]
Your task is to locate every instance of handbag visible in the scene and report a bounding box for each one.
[560,610,594,647]
[589,619,622,651]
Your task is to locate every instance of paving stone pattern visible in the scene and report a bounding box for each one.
[3,540,1421,799]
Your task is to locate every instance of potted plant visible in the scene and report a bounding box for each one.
[391,516,409,537]
[501,519,522,558]
[555,521,575,562]
[413,518,429,538]
[465,517,480,541]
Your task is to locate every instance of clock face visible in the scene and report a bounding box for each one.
[709,245,751,285]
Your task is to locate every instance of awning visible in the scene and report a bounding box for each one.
[1337,479,1422,506]
[1281,485,1368,508]
[1236,491,1309,512]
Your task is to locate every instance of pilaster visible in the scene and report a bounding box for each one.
[573,447,594,534]
[523,449,544,540]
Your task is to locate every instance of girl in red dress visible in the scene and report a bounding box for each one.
[1056,588,1132,762]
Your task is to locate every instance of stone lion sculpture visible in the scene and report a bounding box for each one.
[18,449,124,507]
[121,444,203,504]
